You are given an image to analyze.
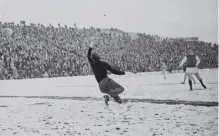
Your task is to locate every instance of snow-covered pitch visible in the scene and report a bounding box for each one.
[0,69,218,136]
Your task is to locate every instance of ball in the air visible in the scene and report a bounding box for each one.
[2,28,13,37]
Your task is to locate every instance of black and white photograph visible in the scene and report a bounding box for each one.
[0,0,218,135]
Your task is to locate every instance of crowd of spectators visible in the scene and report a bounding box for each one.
[0,21,218,79]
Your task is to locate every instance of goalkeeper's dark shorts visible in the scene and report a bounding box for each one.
[99,77,124,98]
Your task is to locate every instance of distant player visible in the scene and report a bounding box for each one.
[179,48,206,91]
[87,41,125,106]
[0,56,5,80]
[169,59,173,73]
[181,63,196,84]
[9,58,19,79]
[6,58,17,79]
[160,62,167,79]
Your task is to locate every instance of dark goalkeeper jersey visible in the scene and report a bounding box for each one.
[87,47,125,83]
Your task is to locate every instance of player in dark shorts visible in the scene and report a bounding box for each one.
[87,41,125,106]
[181,63,196,84]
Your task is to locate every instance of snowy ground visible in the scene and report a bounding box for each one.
[0,69,218,136]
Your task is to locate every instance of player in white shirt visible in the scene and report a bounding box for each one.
[160,62,167,79]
